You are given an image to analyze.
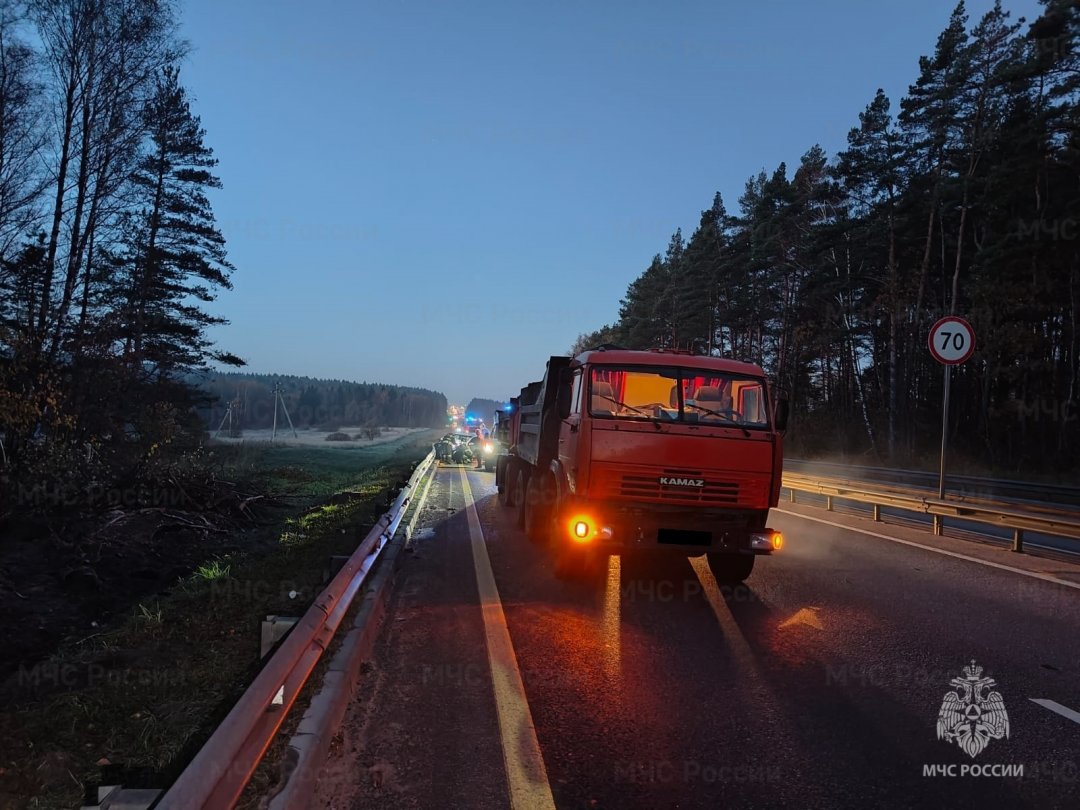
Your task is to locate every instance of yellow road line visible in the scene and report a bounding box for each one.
[688,556,761,676]
[600,555,622,684]
[459,469,557,810]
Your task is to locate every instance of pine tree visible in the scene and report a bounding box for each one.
[618,255,669,348]
[900,1,971,320]
[835,90,906,454]
[118,65,237,376]
[678,193,729,353]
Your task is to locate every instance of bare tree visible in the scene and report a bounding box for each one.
[26,0,184,361]
[0,5,47,262]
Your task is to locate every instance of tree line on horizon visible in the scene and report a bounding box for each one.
[572,0,1080,473]
[463,398,510,427]
[200,372,447,434]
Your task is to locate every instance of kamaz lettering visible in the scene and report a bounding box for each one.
[660,477,705,487]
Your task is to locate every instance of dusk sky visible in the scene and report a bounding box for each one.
[178,0,1042,407]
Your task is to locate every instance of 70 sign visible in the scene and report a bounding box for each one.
[928,316,976,365]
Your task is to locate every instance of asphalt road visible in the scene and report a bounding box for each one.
[314,463,1080,810]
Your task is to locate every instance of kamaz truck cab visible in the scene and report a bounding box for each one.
[497,347,788,581]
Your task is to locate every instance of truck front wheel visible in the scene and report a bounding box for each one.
[707,553,755,584]
[553,546,597,581]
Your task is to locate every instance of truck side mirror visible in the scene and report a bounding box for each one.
[774,399,789,432]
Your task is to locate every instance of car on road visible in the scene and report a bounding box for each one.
[476,437,502,471]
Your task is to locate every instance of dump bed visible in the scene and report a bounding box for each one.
[515,356,571,469]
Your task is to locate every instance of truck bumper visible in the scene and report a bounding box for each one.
[555,503,781,556]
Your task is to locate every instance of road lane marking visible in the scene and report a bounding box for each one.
[601,555,622,683]
[459,469,557,810]
[1030,699,1080,726]
[775,509,1080,592]
[688,557,762,677]
[779,607,824,630]
[403,459,439,543]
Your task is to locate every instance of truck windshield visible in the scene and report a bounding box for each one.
[588,366,771,428]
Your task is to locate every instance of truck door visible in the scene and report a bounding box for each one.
[558,368,583,494]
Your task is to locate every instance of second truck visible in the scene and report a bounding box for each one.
[495,346,788,581]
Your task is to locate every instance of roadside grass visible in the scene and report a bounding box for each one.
[0,429,439,810]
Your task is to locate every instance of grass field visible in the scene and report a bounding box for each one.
[0,427,441,810]
[212,425,427,448]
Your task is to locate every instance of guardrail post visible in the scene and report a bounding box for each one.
[1012,529,1024,553]
[872,504,881,522]
[933,515,943,536]
[81,786,161,810]
[826,495,833,512]
[261,616,299,659]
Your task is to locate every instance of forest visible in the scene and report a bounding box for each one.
[464,397,510,427]
[199,372,447,434]
[573,0,1080,474]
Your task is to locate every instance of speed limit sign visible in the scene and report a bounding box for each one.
[928,316,976,365]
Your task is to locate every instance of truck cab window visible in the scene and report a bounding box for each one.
[589,366,770,428]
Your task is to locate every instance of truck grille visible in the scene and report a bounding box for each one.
[609,469,765,507]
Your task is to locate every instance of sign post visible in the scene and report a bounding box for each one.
[928,316,976,535]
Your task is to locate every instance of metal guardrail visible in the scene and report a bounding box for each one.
[786,470,1080,521]
[781,472,1080,553]
[153,449,436,810]
[785,458,1080,506]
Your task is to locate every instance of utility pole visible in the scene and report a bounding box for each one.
[271,383,298,442]
[215,397,236,438]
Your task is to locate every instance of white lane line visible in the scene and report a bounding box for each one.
[459,468,557,810]
[1030,699,1080,726]
[775,508,1080,592]
[688,557,762,677]
[403,459,439,543]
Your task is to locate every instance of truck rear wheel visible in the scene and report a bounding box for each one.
[498,459,515,506]
[513,468,529,529]
[707,553,755,584]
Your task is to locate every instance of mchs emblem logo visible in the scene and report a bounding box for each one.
[936,660,1010,758]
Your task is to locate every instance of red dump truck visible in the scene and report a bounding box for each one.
[495,347,788,581]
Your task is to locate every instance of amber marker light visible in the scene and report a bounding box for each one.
[567,515,595,543]
[750,529,784,551]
